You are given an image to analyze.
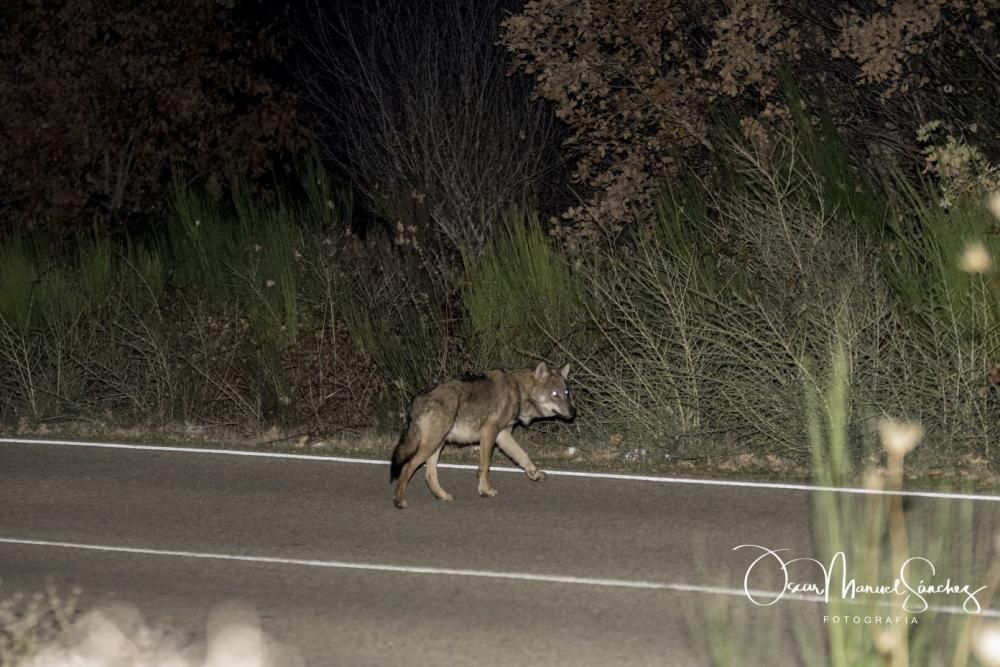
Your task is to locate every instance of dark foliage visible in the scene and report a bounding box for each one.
[0,0,304,234]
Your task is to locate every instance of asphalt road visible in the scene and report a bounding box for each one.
[1,438,999,666]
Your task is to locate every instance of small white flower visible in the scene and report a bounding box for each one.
[987,191,1000,221]
[960,242,992,274]
[878,418,923,458]
[874,628,897,655]
[975,623,1000,667]
[265,279,275,288]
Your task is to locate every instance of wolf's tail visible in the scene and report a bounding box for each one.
[390,424,420,482]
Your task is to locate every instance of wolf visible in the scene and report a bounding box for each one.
[390,361,575,508]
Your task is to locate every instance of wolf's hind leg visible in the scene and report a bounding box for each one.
[393,414,450,508]
[393,444,436,509]
[424,446,453,501]
[496,429,546,481]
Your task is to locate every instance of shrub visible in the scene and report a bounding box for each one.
[581,130,895,456]
[305,0,561,262]
[462,210,583,369]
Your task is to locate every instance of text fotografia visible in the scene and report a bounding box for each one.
[824,615,917,625]
[735,544,986,614]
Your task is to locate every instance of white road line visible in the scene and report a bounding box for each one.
[2,436,998,503]
[0,536,991,619]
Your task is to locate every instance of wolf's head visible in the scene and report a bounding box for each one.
[521,361,575,424]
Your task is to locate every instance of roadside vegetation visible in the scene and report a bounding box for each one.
[0,583,78,666]
[0,590,299,666]
[2,121,999,479]
[1,0,998,480]
[699,350,1000,665]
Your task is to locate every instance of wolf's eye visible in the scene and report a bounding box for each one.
[551,390,559,397]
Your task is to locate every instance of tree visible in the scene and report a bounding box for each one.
[303,0,563,264]
[501,0,1000,245]
[0,0,303,233]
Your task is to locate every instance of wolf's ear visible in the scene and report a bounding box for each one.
[533,361,550,380]
[559,363,571,379]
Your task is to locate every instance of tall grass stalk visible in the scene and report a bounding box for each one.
[804,349,878,665]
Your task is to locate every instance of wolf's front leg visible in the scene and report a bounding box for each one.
[477,424,499,497]
[496,429,546,482]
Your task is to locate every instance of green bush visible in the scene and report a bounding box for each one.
[462,210,583,368]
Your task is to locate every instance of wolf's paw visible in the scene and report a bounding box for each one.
[527,469,547,482]
[438,493,454,502]
[393,498,408,509]
[478,486,498,498]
